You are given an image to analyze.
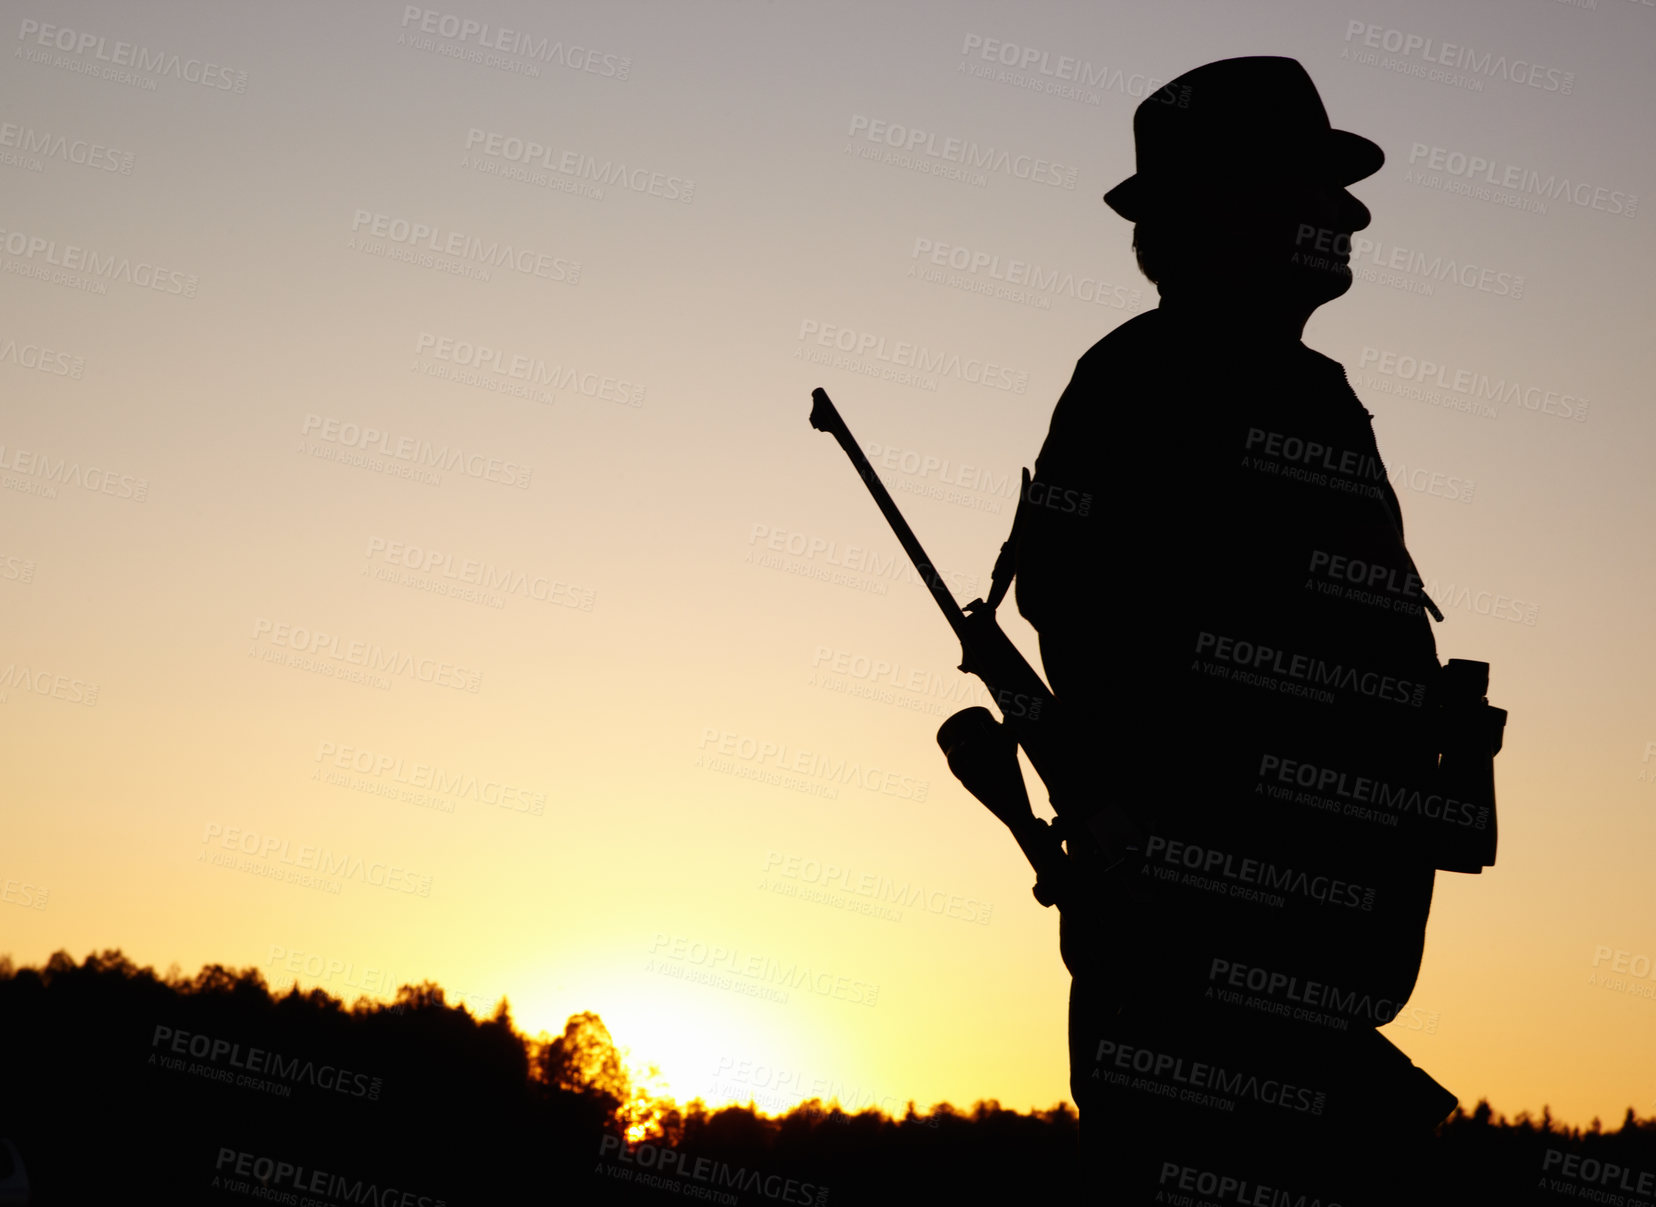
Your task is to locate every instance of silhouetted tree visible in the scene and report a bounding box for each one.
[0,949,1647,1205]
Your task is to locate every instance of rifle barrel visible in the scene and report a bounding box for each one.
[810,387,970,643]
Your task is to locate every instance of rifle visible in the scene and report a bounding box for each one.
[808,387,1138,907]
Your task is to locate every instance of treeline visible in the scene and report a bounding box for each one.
[0,950,1649,1204]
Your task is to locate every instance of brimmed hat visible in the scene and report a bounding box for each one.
[1103,56,1383,221]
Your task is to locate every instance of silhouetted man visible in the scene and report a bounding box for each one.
[1014,58,1462,1204]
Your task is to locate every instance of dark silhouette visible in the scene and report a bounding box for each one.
[0,950,1639,1204]
[805,54,1508,1204]
[0,949,1073,1204]
[1005,57,1507,1202]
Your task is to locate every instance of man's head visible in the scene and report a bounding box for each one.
[1107,58,1380,311]
[1130,176,1372,306]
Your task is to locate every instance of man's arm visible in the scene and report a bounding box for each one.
[1014,352,1101,685]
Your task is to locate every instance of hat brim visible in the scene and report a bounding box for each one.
[1103,129,1384,220]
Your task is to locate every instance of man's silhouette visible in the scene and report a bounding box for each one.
[1014,58,1461,1203]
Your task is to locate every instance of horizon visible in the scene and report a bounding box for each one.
[7,944,1636,1138]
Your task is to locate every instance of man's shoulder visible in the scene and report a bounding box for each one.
[1071,313,1357,386]
[1071,308,1168,376]
[1042,309,1181,452]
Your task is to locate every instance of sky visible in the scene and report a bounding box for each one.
[3,0,1655,1130]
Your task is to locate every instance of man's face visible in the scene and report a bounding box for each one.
[1227,176,1373,307]
[1281,178,1371,303]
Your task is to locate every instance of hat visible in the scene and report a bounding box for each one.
[1103,56,1383,221]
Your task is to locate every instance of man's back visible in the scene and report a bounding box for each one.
[1017,306,1460,1202]
[1018,305,1442,1009]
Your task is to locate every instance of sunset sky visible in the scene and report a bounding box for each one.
[4,0,1655,1131]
